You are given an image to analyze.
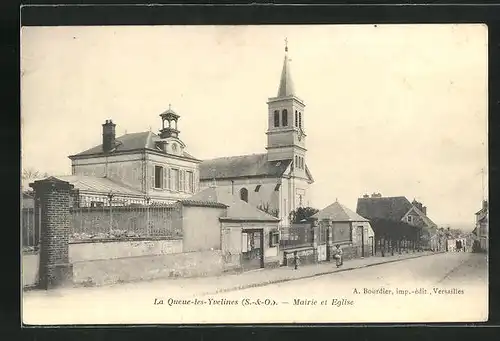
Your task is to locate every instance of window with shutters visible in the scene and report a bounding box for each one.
[154,166,163,189]
[172,169,179,191]
[165,168,171,190]
[295,110,298,127]
[299,112,302,128]
[187,171,194,193]
[179,170,185,192]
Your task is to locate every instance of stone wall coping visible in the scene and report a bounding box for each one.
[69,205,179,212]
[69,236,183,245]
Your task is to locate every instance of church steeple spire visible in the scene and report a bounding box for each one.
[277,38,295,98]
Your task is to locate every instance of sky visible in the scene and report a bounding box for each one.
[21,24,488,230]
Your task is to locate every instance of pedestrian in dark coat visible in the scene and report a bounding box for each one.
[333,245,343,268]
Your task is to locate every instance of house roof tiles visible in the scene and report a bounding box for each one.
[356,196,414,222]
[312,201,369,222]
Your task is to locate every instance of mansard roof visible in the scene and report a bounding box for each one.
[69,131,199,161]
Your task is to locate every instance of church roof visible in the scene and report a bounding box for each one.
[69,131,199,161]
[277,52,295,97]
[187,187,279,222]
[199,153,292,180]
[312,201,369,222]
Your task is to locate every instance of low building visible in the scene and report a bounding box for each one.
[356,194,437,254]
[311,200,375,260]
[188,185,281,271]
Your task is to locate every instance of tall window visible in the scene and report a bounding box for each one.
[172,169,179,191]
[299,112,302,128]
[240,188,248,202]
[295,156,298,168]
[282,109,288,126]
[295,110,298,127]
[154,166,163,189]
[180,170,185,192]
[187,171,194,193]
[274,110,280,127]
[165,168,171,189]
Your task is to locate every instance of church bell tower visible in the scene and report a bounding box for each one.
[266,40,307,177]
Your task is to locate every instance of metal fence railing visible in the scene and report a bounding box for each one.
[279,224,315,249]
[70,194,182,242]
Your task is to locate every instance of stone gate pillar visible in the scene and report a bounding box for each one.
[30,177,74,289]
[324,220,333,261]
[314,220,321,262]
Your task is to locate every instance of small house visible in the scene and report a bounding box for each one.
[311,200,375,260]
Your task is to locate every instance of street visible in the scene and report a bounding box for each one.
[23,252,487,325]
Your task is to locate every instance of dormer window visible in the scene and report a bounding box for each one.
[407,215,413,224]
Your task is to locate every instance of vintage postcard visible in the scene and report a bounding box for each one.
[21,24,488,325]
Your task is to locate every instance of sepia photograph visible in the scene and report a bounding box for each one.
[21,24,488,324]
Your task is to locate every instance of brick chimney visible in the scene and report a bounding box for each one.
[363,194,369,198]
[102,119,116,153]
[422,206,427,215]
[371,193,382,198]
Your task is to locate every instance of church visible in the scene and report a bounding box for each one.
[198,43,314,226]
[62,43,314,225]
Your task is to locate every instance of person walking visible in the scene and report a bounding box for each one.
[333,244,343,268]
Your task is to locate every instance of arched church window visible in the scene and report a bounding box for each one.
[274,110,280,127]
[240,188,249,203]
[282,109,288,126]
[299,112,302,129]
[295,111,298,127]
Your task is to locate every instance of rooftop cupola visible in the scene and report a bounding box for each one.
[159,104,181,139]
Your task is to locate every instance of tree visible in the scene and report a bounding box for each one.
[21,168,49,193]
[257,202,279,218]
[22,168,49,180]
[289,207,319,224]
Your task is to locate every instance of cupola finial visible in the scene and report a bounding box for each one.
[285,37,288,53]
